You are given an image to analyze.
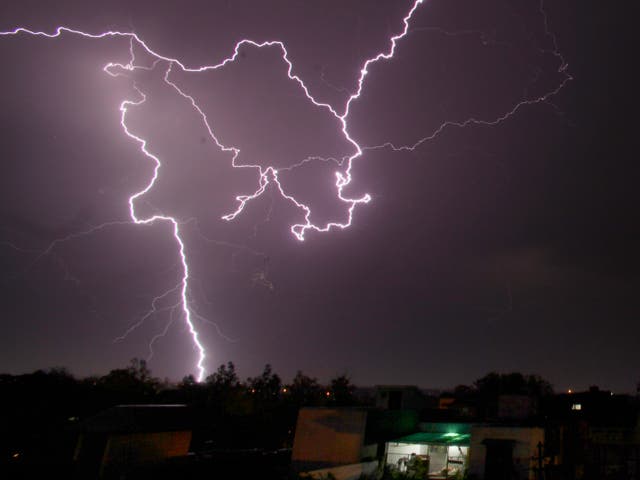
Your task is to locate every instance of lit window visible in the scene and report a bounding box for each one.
[571,403,582,411]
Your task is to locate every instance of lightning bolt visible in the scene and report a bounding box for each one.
[114,84,208,380]
[0,0,570,381]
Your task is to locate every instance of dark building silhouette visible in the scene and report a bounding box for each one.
[74,404,193,478]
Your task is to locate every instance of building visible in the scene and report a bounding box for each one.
[294,385,640,479]
[468,425,544,480]
[74,404,193,478]
[543,387,640,479]
[385,422,471,478]
[292,406,419,480]
[384,421,547,479]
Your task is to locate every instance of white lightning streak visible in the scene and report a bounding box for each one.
[113,84,207,381]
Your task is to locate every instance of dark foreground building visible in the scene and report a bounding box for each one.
[74,404,193,478]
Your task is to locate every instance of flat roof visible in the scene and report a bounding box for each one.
[390,432,471,446]
[83,404,192,433]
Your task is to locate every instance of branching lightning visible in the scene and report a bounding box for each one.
[0,0,570,381]
[114,284,181,343]
[27,220,132,271]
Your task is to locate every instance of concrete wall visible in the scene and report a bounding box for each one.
[386,442,430,467]
[468,426,544,480]
[303,460,379,480]
[101,430,191,473]
[292,408,368,466]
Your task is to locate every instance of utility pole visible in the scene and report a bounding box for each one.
[533,440,544,480]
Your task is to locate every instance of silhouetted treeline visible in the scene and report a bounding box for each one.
[166,362,363,449]
[448,371,554,419]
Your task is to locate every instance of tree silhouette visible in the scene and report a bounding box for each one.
[98,357,159,403]
[247,364,282,404]
[287,370,323,407]
[206,361,240,391]
[329,374,356,406]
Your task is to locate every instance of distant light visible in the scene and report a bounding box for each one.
[571,403,582,411]
[568,389,572,394]
[443,433,459,438]
[325,391,331,397]
[282,387,288,393]
[12,453,20,459]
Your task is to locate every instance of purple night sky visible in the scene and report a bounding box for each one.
[0,1,637,391]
